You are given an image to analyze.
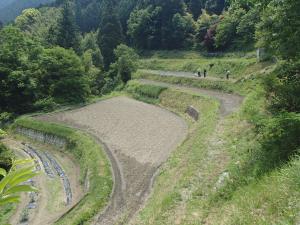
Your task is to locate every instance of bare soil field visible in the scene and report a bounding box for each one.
[37,96,188,224]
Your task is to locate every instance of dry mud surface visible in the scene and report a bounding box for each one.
[37,96,188,224]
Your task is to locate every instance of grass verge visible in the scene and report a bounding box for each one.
[128,83,220,224]
[12,117,112,225]
[130,73,300,224]
[138,50,267,80]
[134,71,239,93]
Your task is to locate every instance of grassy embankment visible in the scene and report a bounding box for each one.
[129,51,300,224]
[138,50,273,80]
[11,118,112,225]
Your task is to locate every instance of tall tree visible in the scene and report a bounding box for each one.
[97,1,123,70]
[56,0,79,50]
[0,26,41,113]
[185,0,203,19]
[256,0,300,60]
[205,0,226,14]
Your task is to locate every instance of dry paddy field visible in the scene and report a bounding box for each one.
[37,96,188,224]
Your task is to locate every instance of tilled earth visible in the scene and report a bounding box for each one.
[37,96,188,224]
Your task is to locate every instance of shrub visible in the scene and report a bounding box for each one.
[264,60,300,113]
[257,112,300,172]
[34,97,58,112]
[0,144,13,171]
[0,112,14,127]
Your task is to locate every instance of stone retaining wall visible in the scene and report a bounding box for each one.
[16,126,67,148]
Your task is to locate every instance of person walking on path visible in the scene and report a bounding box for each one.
[197,70,201,77]
[226,70,230,79]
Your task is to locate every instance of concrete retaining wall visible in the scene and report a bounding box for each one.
[16,126,67,148]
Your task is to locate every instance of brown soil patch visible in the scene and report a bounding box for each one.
[36,96,188,224]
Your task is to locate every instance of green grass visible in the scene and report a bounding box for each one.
[134,71,239,93]
[139,50,261,79]
[125,80,167,104]
[132,86,220,224]
[207,157,300,225]
[12,117,112,225]
[131,51,299,224]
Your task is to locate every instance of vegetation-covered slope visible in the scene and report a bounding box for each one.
[0,0,55,23]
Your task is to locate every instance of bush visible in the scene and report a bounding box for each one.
[0,143,13,171]
[101,77,119,95]
[257,113,300,172]
[34,97,58,112]
[0,112,14,127]
[52,78,91,104]
[126,80,167,104]
[264,60,300,113]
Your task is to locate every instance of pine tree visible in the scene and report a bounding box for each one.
[97,1,123,70]
[57,0,79,50]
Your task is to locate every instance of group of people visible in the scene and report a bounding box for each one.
[196,67,231,80]
[197,69,207,78]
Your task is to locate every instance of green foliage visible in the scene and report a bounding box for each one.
[264,60,300,113]
[214,8,245,49]
[0,144,13,171]
[236,8,260,46]
[14,117,112,224]
[15,8,42,32]
[0,129,7,139]
[113,44,139,83]
[0,159,38,206]
[33,97,59,112]
[126,80,167,103]
[0,112,14,127]
[256,0,300,60]
[185,0,204,19]
[0,26,42,113]
[97,2,123,70]
[38,47,90,104]
[205,0,226,14]
[15,7,62,46]
[255,113,300,174]
[56,0,80,51]
[195,10,219,49]
[127,6,161,49]
[127,0,195,50]
[80,31,103,68]
[0,0,54,24]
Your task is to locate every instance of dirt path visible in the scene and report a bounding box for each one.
[139,69,237,82]
[139,79,243,117]
[37,96,188,225]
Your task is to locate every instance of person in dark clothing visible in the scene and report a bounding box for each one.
[197,71,201,77]
[204,69,207,78]
[226,70,230,79]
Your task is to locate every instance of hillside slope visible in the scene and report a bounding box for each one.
[0,0,54,23]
